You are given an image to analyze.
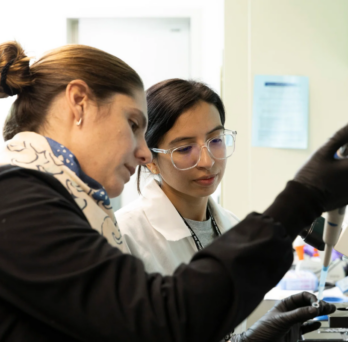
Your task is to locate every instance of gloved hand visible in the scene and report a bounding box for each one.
[231,292,335,342]
[294,123,348,211]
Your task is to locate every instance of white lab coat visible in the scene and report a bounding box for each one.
[116,179,239,275]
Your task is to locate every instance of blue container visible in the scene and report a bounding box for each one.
[323,297,346,303]
[314,297,347,321]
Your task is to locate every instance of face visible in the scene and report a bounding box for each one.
[152,101,227,200]
[72,89,152,198]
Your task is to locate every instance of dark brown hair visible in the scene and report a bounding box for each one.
[137,78,225,191]
[0,41,143,140]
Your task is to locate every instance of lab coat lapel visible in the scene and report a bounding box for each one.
[141,179,191,241]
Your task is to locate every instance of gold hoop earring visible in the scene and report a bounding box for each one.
[76,118,82,126]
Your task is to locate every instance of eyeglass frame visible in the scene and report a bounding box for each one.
[150,129,237,171]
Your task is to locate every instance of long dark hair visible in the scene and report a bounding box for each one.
[137,78,225,191]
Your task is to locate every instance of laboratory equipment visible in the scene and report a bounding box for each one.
[310,144,348,303]
[317,207,346,301]
[277,270,318,291]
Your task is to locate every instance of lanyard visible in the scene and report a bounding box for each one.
[179,206,232,341]
[179,205,221,251]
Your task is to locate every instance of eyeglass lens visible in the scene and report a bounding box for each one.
[172,134,235,170]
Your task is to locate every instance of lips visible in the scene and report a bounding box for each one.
[194,174,217,186]
[196,174,216,180]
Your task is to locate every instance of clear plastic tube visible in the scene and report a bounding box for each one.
[317,266,329,301]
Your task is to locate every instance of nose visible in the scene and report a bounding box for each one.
[136,138,153,166]
[197,146,215,169]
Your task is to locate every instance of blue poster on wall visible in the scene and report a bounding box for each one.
[252,75,309,149]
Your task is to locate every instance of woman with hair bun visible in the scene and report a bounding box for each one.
[0,40,345,342]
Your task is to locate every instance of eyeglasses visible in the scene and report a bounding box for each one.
[151,130,237,171]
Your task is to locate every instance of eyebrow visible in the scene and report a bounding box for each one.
[168,125,225,146]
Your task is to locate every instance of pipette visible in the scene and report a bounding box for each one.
[316,207,346,301]
[315,143,348,303]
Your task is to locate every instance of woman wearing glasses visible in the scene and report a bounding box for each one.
[116,79,239,275]
[114,80,339,341]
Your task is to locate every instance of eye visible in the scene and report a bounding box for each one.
[129,120,139,132]
[210,137,223,145]
[176,145,193,154]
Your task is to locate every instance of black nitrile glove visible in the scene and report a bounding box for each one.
[231,292,335,342]
[294,123,348,212]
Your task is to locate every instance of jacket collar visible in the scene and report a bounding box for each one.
[141,179,232,241]
[141,179,190,241]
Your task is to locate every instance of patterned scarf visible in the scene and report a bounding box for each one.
[0,131,123,248]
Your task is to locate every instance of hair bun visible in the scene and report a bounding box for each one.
[0,41,32,98]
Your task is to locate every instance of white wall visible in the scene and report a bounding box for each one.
[222,0,348,219]
[78,18,191,90]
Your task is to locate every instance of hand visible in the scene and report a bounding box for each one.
[231,292,335,342]
[294,124,348,211]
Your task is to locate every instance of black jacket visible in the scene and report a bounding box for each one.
[0,165,322,342]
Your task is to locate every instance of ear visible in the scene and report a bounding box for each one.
[65,80,91,126]
[146,162,160,174]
